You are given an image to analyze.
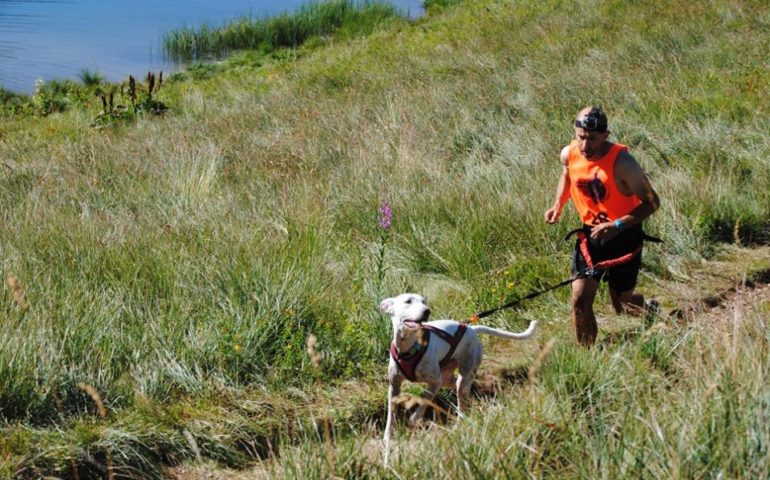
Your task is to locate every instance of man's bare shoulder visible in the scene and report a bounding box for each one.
[615,148,644,175]
[560,145,571,165]
[614,147,657,202]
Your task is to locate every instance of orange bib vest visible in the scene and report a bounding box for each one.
[567,140,641,225]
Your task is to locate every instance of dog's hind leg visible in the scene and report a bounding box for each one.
[455,371,476,419]
[456,345,482,419]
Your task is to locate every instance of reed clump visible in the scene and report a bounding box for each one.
[162,0,405,62]
[92,71,167,127]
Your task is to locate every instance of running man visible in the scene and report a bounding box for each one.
[544,106,660,345]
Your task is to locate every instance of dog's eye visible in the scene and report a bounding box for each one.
[405,299,412,304]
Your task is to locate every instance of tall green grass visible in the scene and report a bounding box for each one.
[1,0,770,477]
[162,0,406,62]
[267,300,770,478]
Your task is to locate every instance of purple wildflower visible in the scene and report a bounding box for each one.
[379,198,392,230]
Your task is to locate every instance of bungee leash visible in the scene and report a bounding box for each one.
[468,227,663,323]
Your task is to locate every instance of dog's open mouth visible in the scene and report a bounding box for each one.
[403,320,421,329]
[401,310,430,329]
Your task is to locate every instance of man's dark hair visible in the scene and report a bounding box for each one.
[574,107,608,132]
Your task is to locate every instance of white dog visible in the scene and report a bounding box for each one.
[381,293,537,465]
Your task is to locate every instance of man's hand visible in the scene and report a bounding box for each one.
[590,222,620,242]
[544,207,561,224]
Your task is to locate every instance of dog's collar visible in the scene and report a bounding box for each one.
[390,333,431,382]
[396,340,422,359]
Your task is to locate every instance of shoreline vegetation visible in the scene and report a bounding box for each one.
[2,0,770,478]
[0,0,401,117]
[0,0,461,114]
[162,0,406,63]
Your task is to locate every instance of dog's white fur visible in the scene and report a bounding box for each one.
[381,293,537,465]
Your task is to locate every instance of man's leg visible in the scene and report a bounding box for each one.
[611,288,659,326]
[610,288,644,315]
[571,277,600,346]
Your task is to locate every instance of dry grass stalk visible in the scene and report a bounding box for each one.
[527,338,556,388]
[392,394,453,420]
[306,333,334,476]
[6,273,29,310]
[642,323,668,339]
[77,383,107,418]
[183,429,203,463]
[69,458,81,480]
[76,383,113,479]
[306,334,321,369]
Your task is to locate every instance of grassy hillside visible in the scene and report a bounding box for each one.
[1,0,769,477]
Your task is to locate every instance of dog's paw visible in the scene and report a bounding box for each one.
[407,415,427,428]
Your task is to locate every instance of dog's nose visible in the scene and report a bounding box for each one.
[422,308,431,321]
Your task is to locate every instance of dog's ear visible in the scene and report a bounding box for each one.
[380,298,395,314]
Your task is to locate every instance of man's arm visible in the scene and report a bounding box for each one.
[544,146,572,224]
[614,150,660,228]
[590,150,659,239]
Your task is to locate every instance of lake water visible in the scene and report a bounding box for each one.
[0,0,424,94]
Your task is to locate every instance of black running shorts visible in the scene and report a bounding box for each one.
[571,224,644,293]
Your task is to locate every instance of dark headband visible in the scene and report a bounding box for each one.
[574,108,608,132]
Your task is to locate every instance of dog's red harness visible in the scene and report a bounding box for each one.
[390,324,468,381]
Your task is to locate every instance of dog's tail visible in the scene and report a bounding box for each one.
[471,321,537,340]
